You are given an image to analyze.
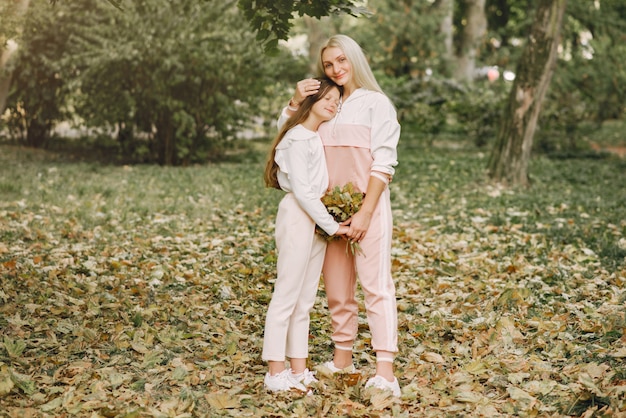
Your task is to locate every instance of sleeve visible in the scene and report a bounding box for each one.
[370,95,400,177]
[281,139,340,236]
[277,107,290,130]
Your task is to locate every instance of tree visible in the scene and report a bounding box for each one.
[352,0,445,78]
[0,0,31,114]
[488,0,567,187]
[437,0,455,75]
[454,0,488,81]
[4,0,71,148]
[67,0,290,165]
[237,0,369,51]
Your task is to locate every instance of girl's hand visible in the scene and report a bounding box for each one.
[293,78,321,105]
[335,225,350,236]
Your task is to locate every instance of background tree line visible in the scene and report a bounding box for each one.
[1,0,625,182]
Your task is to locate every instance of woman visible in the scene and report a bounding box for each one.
[279,34,401,397]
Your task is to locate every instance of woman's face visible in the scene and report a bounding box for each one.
[322,47,352,88]
[311,86,341,121]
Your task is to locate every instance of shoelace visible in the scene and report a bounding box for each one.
[294,369,317,384]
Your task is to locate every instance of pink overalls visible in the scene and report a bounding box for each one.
[317,88,400,355]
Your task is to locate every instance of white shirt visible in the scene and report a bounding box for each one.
[275,125,339,236]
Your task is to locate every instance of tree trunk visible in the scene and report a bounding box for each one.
[0,0,31,113]
[156,113,176,165]
[26,116,49,148]
[437,0,454,76]
[488,0,567,187]
[304,16,332,76]
[454,0,487,82]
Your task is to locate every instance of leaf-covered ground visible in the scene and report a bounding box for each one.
[1,144,625,417]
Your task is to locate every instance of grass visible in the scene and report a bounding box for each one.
[0,138,625,416]
[2,138,624,269]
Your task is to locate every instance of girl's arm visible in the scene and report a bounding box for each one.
[282,136,340,236]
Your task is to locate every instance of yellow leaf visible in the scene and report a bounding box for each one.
[455,390,483,403]
[610,347,626,358]
[158,397,180,413]
[368,390,396,410]
[449,371,473,386]
[40,396,63,412]
[507,372,530,385]
[421,352,445,364]
[2,337,26,358]
[507,387,536,410]
[583,362,609,379]
[205,392,240,409]
[578,373,607,397]
[0,366,14,396]
[464,360,488,375]
[523,379,557,396]
[131,341,149,354]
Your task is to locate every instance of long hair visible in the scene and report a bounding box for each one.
[264,77,342,189]
[317,34,383,94]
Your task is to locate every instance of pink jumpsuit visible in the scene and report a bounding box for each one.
[317,88,400,355]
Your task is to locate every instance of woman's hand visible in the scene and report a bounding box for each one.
[347,209,372,242]
[293,78,321,105]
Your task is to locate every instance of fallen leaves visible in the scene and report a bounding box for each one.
[1,145,625,416]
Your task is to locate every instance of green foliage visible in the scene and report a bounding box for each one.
[2,0,308,164]
[445,81,509,147]
[0,1,23,44]
[237,0,369,52]
[4,0,624,164]
[4,0,72,148]
[535,0,626,153]
[65,0,301,165]
[380,72,509,147]
[483,0,534,68]
[351,0,445,78]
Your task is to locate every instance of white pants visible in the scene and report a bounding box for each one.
[262,193,327,361]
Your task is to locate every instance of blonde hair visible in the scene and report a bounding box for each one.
[264,77,342,189]
[318,34,383,94]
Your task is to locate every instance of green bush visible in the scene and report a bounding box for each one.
[381,73,509,147]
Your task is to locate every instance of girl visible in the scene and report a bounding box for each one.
[281,35,401,397]
[261,77,348,392]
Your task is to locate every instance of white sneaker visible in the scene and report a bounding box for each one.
[291,368,318,386]
[365,375,401,397]
[317,361,357,374]
[264,369,307,392]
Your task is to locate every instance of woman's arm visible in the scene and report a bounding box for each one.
[347,95,399,242]
[346,173,389,242]
[280,78,321,120]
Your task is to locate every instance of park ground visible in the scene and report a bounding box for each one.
[0,131,625,416]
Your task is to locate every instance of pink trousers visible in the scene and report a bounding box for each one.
[262,193,327,361]
[322,187,398,353]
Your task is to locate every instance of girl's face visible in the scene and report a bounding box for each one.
[311,86,341,121]
[322,47,353,88]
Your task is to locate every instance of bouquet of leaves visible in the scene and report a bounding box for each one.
[315,182,365,256]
